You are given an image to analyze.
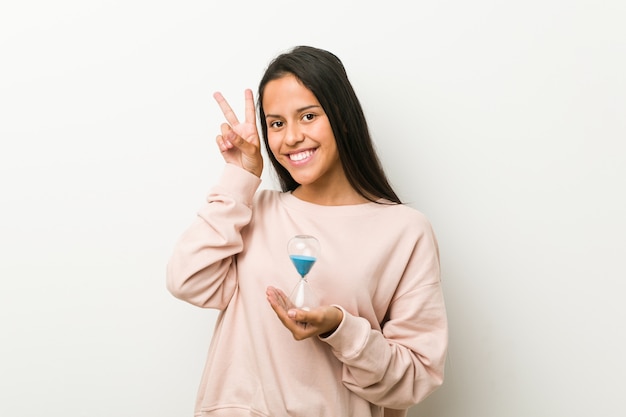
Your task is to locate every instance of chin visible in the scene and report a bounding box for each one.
[290,171,321,185]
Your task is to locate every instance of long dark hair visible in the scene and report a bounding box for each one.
[257,46,401,204]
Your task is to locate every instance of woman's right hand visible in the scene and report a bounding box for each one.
[213,89,264,178]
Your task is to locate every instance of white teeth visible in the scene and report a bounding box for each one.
[289,150,314,161]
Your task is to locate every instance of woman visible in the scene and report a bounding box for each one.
[167,45,447,417]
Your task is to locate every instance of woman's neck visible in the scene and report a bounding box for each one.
[291,184,370,206]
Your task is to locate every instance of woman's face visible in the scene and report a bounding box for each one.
[263,74,345,190]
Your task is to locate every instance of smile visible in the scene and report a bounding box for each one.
[288,149,315,162]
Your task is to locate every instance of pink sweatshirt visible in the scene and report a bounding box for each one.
[166,164,448,417]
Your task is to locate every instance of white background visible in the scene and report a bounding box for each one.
[1,1,625,416]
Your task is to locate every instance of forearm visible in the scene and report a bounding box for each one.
[166,164,261,308]
[166,215,241,308]
[322,284,448,408]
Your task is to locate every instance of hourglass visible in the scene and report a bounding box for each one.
[287,235,320,311]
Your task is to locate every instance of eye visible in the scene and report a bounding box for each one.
[269,120,284,129]
[302,113,316,122]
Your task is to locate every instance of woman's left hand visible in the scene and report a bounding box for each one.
[266,286,343,341]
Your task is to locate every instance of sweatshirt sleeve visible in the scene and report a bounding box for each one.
[166,164,261,309]
[320,220,448,410]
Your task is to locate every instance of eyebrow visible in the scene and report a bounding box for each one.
[265,105,321,119]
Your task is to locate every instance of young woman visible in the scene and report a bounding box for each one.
[166,46,448,417]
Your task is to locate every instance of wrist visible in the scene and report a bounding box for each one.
[319,306,343,338]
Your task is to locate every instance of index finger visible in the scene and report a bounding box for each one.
[213,92,240,126]
[244,89,256,125]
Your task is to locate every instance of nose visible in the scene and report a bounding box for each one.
[284,123,304,146]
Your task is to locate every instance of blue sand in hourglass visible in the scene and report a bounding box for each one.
[289,255,316,278]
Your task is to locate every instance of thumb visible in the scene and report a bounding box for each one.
[224,130,256,155]
[288,309,311,323]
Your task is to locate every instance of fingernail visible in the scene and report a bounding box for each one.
[287,310,296,318]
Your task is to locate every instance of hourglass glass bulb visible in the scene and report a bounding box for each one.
[288,235,320,278]
[287,235,320,310]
